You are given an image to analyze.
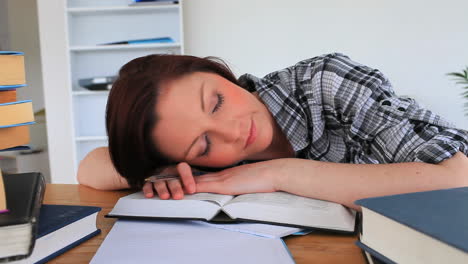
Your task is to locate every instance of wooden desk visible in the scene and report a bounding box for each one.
[44,184,366,264]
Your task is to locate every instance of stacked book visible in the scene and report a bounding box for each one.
[355,187,468,264]
[0,51,101,263]
[0,51,36,219]
[0,51,34,153]
[0,51,44,262]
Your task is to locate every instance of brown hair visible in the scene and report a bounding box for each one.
[106,54,240,188]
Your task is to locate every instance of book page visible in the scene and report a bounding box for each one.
[223,192,356,232]
[228,192,331,209]
[182,192,234,206]
[91,220,295,264]
[108,192,234,221]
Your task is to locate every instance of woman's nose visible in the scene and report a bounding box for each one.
[212,118,240,143]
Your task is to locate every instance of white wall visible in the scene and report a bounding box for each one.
[183,0,468,129]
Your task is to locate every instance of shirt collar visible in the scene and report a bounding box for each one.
[238,73,310,155]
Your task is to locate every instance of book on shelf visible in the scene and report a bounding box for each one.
[128,0,179,6]
[0,51,25,86]
[78,76,117,91]
[0,172,45,262]
[355,187,468,264]
[10,204,101,264]
[108,191,357,233]
[99,37,174,46]
[0,170,7,214]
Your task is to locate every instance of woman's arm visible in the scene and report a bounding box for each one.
[77,147,130,190]
[194,152,468,211]
[274,152,468,211]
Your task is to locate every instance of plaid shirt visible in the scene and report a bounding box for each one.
[238,53,468,164]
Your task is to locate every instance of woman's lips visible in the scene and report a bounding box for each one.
[245,119,256,148]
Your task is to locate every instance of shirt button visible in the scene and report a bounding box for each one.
[381,100,391,106]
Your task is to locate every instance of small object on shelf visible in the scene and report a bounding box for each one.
[129,0,179,6]
[99,37,174,46]
[78,76,117,91]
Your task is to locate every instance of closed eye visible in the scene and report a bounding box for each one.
[200,134,211,156]
[212,93,224,113]
[200,93,224,157]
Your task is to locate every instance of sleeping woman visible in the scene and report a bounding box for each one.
[77,53,468,211]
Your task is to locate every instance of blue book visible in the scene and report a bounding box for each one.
[99,37,174,46]
[355,187,468,264]
[13,204,101,264]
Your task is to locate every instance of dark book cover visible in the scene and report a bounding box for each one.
[34,204,101,264]
[38,205,100,238]
[356,240,395,264]
[355,187,468,254]
[0,172,45,261]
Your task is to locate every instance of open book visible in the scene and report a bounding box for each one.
[108,191,356,233]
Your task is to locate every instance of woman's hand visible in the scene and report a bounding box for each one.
[142,162,196,200]
[195,160,284,195]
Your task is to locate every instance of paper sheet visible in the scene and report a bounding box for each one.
[196,221,303,238]
[91,220,294,264]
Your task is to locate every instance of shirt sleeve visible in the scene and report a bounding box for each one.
[314,53,468,164]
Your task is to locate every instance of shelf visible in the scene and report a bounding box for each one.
[69,42,181,52]
[67,5,179,14]
[72,90,110,96]
[76,136,108,142]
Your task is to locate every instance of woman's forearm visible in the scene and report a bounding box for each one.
[275,152,468,211]
[77,147,130,190]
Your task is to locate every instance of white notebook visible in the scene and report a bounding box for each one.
[197,221,303,238]
[91,220,295,264]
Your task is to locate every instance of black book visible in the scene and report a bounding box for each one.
[0,172,45,262]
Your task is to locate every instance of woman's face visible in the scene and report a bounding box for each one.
[152,72,277,168]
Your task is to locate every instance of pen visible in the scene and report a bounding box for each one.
[144,170,207,182]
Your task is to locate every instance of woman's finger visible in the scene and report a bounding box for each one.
[142,181,154,198]
[153,180,170,200]
[167,179,184,200]
[177,162,196,194]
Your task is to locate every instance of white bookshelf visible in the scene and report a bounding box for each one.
[37,0,184,183]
